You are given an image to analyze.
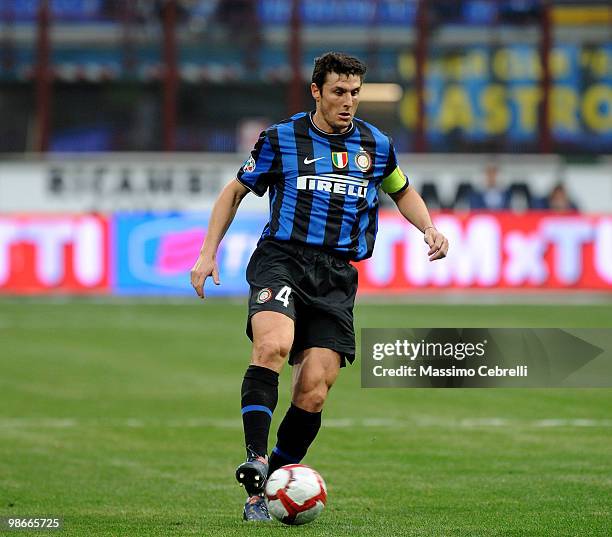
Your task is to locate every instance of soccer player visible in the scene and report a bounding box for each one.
[190,52,449,521]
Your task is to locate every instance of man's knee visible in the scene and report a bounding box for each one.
[251,338,291,370]
[293,386,328,413]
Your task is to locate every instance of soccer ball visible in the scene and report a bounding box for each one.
[264,464,327,525]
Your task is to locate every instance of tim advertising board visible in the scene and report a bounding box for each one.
[358,212,612,292]
[113,211,612,295]
[0,214,110,294]
[1,212,611,295]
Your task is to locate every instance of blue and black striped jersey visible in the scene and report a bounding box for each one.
[236,112,408,261]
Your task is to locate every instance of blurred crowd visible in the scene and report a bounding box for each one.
[419,167,579,212]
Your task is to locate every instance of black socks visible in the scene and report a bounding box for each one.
[240,366,323,470]
[240,364,279,458]
[268,403,322,475]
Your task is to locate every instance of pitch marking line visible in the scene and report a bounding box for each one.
[0,417,611,429]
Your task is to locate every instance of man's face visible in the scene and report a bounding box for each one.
[311,72,362,133]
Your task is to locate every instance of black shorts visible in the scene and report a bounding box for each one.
[245,239,358,367]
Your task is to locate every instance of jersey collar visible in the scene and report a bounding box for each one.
[309,111,356,138]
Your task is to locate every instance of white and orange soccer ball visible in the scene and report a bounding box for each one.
[264,464,327,525]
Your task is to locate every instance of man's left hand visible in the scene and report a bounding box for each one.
[424,227,449,261]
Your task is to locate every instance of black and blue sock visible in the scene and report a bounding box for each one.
[268,403,322,474]
[240,364,279,458]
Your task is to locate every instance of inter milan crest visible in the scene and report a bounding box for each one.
[256,288,273,304]
[243,155,256,173]
[331,151,348,169]
[355,149,372,172]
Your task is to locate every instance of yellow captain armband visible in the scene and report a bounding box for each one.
[381,166,409,194]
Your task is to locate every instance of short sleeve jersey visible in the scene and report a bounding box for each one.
[236,112,408,261]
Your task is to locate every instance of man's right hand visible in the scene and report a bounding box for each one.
[190,254,220,299]
[189,180,249,298]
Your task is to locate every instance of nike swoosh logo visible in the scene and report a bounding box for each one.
[304,156,324,165]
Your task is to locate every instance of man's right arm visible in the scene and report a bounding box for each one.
[190,179,250,299]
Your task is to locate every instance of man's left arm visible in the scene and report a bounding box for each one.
[390,185,449,262]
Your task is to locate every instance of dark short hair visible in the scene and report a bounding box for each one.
[311,52,367,89]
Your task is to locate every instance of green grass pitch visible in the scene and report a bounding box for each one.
[1,299,611,536]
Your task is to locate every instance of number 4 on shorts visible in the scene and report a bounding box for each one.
[275,286,292,307]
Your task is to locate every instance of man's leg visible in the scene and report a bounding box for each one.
[268,348,341,475]
[238,311,293,521]
[240,311,293,458]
